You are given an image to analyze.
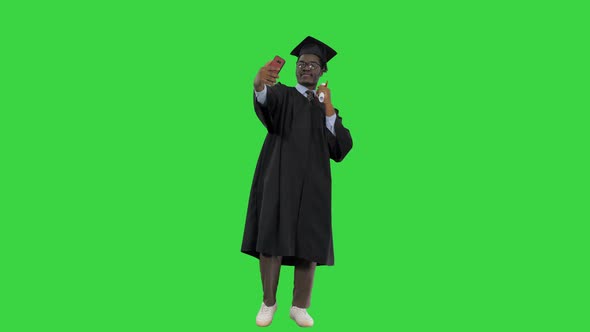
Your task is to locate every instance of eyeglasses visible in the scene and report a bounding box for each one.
[296,61,321,70]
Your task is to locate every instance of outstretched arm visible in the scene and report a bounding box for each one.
[252,61,283,132]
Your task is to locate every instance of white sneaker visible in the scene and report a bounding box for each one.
[256,302,277,327]
[289,306,314,327]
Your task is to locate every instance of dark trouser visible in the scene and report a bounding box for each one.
[259,254,317,309]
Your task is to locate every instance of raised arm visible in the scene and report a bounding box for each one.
[326,110,353,162]
[252,61,284,133]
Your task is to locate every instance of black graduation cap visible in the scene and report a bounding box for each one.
[290,36,337,71]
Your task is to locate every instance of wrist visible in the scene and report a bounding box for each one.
[325,104,335,116]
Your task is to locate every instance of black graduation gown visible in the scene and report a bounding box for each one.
[241,83,353,266]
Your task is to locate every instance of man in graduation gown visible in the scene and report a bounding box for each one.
[241,36,353,327]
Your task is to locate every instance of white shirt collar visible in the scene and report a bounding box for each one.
[296,84,316,97]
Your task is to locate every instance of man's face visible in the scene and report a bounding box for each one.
[296,54,323,87]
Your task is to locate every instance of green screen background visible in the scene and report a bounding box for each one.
[1,1,588,331]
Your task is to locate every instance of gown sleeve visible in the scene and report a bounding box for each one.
[253,83,286,134]
[325,109,353,162]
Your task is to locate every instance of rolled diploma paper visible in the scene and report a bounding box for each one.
[318,83,326,103]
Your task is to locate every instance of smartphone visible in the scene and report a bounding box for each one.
[269,55,285,73]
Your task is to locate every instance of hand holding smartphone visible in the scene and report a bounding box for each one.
[255,55,285,91]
